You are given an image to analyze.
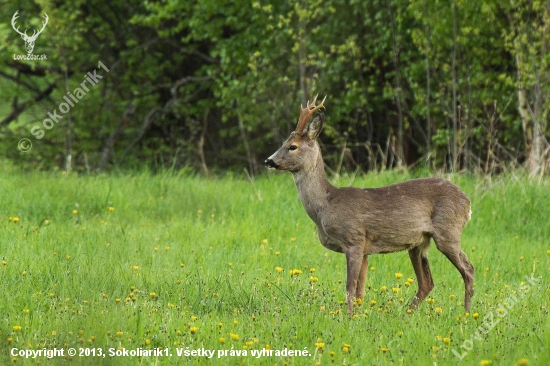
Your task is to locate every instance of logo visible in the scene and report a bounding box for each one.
[11,10,48,60]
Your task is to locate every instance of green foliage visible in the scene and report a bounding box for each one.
[0,0,549,173]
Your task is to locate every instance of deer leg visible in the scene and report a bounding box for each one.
[344,246,364,314]
[433,236,475,311]
[355,255,369,302]
[408,243,434,309]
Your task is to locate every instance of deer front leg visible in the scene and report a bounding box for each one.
[344,246,364,314]
[355,255,368,302]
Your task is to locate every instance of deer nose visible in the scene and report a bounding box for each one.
[264,158,279,169]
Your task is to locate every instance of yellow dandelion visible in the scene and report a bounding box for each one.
[230,333,239,341]
[7,337,13,343]
[443,337,451,344]
[380,286,387,291]
[291,237,296,241]
[233,320,238,326]
[1,260,6,266]
[392,288,400,293]
[191,315,198,321]
[473,312,479,319]
[310,267,316,272]
[275,267,283,273]
[309,276,319,282]
[370,300,377,306]
[72,210,78,215]
[381,347,388,353]
[315,342,325,351]
[13,217,20,223]
[480,360,492,366]
[435,307,443,313]
[290,269,302,275]
[116,331,123,337]
[108,207,115,212]
[262,239,268,244]
[370,266,375,271]
[145,339,151,345]
[12,326,22,332]
[190,327,198,334]
[219,337,225,344]
[395,273,403,279]
[427,298,435,304]
[450,294,455,300]
[517,359,529,366]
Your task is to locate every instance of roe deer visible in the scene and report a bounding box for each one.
[265,96,474,314]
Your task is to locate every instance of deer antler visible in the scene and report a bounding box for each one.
[11,11,27,37]
[295,94,327,134]
[35,13,49,38]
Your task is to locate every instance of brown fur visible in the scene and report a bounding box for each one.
[265,111,475,314]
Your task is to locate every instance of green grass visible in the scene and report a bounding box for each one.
[0,169,548,365]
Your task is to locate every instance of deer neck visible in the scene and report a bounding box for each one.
[292,147,333,224]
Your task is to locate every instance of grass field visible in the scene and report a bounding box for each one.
[1,169,548,365]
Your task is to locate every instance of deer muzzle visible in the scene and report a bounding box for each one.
[264,158,279,169]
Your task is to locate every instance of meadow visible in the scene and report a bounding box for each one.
[0,169,548,365]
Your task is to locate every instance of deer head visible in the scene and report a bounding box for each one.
[265,95,326,172]
[12,11,49,55]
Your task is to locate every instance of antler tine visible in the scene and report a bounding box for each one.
[295,94,327,134]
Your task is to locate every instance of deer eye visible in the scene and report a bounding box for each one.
[289,145,298,151]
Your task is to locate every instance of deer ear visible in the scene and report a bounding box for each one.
[306,112,324,140]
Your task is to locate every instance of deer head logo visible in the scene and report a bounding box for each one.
[11,10,49,55]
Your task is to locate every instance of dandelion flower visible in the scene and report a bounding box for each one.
[443,337,451,344]
[72,210,78,215]
[230,333,239,341]
[427,298,435,304]
[517,359,529,366]
[190,327,198,334]
[116,331,123,337]
[380,286,387,291]
[435,307,443,313]
[290,269,302,275]
[12,326,22,332]
[473,312,479,319]
[480,360,492,366]
[370,300,377,306]
[381,347,388,353]
[275,267,283,273]
[13,217,20,223]
[315,342,325,351]
[395,273,403,279]
[219,337,225,344]
[108,207,115,212]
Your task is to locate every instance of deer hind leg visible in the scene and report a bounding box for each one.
[408,238,434,309]
[344,246,364,314]
[433,232,475,311]
[355,255,369,302]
